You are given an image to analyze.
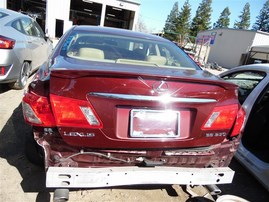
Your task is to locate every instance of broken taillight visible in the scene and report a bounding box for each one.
[22,92,56,126]
[50,94,103,129]
[0,35,15,49]
[230,107,246,137]
[202,104,239,131]
[22,92,103,129]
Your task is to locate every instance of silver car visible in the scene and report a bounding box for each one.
[220,64,269,191]
[0,8,52,89]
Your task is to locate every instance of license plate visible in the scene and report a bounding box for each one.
[130,109,180,138]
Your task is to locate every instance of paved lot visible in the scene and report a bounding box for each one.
[0,78,269,202]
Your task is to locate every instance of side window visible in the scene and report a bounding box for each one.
[0,12,8,19]
[11,19,25,34]
[33,21,45,38]
[222,71,266,104]
[21,17,37,37]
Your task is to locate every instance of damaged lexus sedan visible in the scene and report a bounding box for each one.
[22,26,245,200]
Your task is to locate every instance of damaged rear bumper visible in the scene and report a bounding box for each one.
[46,166,234,188]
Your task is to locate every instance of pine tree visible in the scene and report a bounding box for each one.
[190,0,212,37]
[163,2,179,41]
[234,2,251,29]
[252,0,269,32]
[177,0,192,37]
[213,7,231,28]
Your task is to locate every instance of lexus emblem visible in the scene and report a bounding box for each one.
[152,81,169,93]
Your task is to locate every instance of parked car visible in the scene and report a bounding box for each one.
[220,64,269,192]
[0,8,53,89]
[22,26,245,201]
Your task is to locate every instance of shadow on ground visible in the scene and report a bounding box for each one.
[219,158,269,201]
[0,84,11,94]
[0,103,51,202]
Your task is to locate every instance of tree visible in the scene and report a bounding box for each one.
[190,0,213,37]
[252,0,269,32]
[213,7,231,28]
[135,17,149,33]
[177,0,192,37]
[234,2,251,29]
[163,2,179,41]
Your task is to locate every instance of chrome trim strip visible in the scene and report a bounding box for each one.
[89,92,217,103]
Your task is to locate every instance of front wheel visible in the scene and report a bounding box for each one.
[10,61,31,90]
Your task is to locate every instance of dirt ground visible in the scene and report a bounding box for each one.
[1,77,269,202]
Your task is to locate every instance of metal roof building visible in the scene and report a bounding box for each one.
[196,28,269,68]
[0,0,140,38]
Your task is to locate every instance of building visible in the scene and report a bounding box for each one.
[0,0,140,38]
[196,28,269,68]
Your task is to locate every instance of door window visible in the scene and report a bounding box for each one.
[21,17,37,36]
[222,71,266,104]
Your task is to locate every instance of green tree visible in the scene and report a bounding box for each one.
[163,2,179,41]
[234,2,251,29]
[213,7,231,28]
[177,0,192,37]
[190,0,213,37]
[252,0,269,32]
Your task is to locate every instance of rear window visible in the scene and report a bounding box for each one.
[60,30,199,70]
[0,12,8,19]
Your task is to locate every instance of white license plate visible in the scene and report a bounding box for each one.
[130,109,180,138]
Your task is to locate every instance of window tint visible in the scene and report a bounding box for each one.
[21,17,38,37]
[0,12,8,19]
[222,71,266,104]
[33,21,45,38]
[61,31,200,70]
[13,17,44,38]
[11,19,25,34]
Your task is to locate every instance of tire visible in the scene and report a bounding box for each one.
[25,131,45,167]
[10,61,31,90]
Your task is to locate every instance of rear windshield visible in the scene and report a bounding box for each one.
[0,12,8,19]
[60,30,200,70]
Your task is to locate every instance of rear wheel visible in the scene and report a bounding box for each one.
[10,61,31,90]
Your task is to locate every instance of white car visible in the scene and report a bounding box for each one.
[220,64,269,191]
[0,8,52,89]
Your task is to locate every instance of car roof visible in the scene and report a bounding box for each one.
[0,8,28,25]
[220,64,269,77]
[72,25,169,42]
[234,64,269,72]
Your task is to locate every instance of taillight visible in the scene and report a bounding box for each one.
[230,107,245,137]
[0,66,5,75]
[0,35,15,49]
[202,104,239,130]
[22,92,56,126]
[50,94,103,129]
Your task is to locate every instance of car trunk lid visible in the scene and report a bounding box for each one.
[49,57,239,149]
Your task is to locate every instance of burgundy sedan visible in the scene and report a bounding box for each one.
[22,26,245,200]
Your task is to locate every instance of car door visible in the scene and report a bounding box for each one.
[220,64,269,191]
[32,20,52,65]
[20,17,46,70]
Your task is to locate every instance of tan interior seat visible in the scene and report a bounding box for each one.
[78,48,105,60]
[146,55,167,65]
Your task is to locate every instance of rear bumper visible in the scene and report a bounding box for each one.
[46,166,234,188]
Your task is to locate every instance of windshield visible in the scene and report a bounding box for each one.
[60,30,200,70]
